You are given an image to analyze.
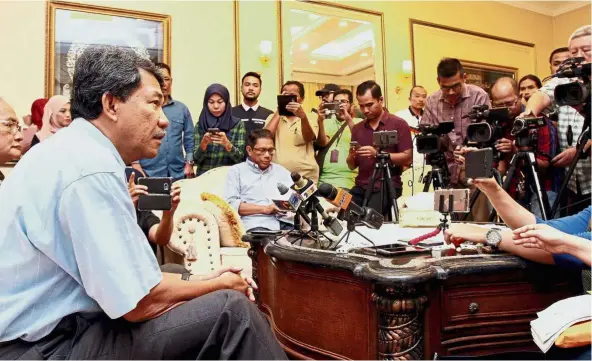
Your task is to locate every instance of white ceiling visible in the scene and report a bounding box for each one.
[499,1,590,16]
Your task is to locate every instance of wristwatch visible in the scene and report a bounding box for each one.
[485,228,502,248]
[186,160,195,165]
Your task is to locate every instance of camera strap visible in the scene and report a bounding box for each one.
[315,122,348,173]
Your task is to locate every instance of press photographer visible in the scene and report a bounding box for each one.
[346,81,412,220]
[467,77,556,219]
[523,25,591,215]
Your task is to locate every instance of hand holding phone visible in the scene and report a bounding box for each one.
[278,95,297,116]
[465,148,494,179]
[138,177,173,211]
[207,128,220,134]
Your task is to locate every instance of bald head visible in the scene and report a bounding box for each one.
[0,97,18,123]
[0,97,23,164]
[491,77,518,100]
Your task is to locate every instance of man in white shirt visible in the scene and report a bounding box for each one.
[395,85,427,166]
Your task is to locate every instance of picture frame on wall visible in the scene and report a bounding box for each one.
[460,60,517,96]
[46,1,171,98]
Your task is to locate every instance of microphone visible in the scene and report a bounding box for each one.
[277,182,290,195]
[288,173,343,236]
[318,183,384,229]
[276,182,310,226]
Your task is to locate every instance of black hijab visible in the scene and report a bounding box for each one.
[197,83,239,135]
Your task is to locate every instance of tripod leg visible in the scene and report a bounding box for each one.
[502,154,519,192]
[422,171,433,192]
[525,153,550,220]
[384,166,400,223]
[363,167,379,207]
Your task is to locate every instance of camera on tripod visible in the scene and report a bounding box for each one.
[373,130,398,149]
[465,105,510,145]
[416,122,454,154]
[510,116,546,147]
[554,57,591,107]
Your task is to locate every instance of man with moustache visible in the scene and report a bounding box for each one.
[0,97,24,184]
[135,63,195,181]
[232,72,273,136]
[0,46,286,360]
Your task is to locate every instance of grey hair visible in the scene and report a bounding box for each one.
[568,25,591,44]
[70,45,164,120]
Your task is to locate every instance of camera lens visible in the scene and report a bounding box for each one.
[466,123,492,143]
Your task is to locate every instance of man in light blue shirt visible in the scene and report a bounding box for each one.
[225,129,294,231]
[0,46,285,360]
[136,63,195,181]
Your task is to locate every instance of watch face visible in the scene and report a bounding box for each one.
[487,229,502,247]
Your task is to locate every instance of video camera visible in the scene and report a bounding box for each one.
[465,105,510,145]
[554,57,591,107]
[510,116,546,148]
[416,121,454,154]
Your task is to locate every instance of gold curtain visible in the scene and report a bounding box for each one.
[300,82,355,114]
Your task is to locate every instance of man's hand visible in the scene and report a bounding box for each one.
[127,172,148,209]
[218,270,258,302]
[200,132,213,151]
[552,147,576,167]
[512,224,567,254]
[211,132,233,152]
[286,101,306,119]
[519,108,535,118]
[164,183,181,215]
[453,146,479,165]
[317,102,326,122]
[356,145,377,159]
[443,223,487,247]
[472,177,501,194]
[264,203,282,215]
[495,138,514,153]
[184,163,195,179]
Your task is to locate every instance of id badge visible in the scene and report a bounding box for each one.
[330,149,339,163]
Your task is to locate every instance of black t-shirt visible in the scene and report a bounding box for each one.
[231,104,274,135]
[125,167,161,256]
[30,134,40,148]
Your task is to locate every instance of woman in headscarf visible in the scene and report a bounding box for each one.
[193,84,245,176]
[30,95,71,148]
[20,98,47,154]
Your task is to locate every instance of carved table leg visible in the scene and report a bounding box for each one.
[372,286,428,360]
[247,245,259,303]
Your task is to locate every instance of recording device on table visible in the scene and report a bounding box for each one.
[277,94,297,116]
[416,121,454,191]
[137,177,173,211]
[317,182,383,250]
[546,57,591,217]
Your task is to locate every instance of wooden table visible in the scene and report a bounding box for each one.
[245,234,582,360]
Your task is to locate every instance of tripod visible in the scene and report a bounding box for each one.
[550,102,590,218]
[330,217,376,252]
[503,149,550,220]
[422,151,450,192]
[363,151,400,222]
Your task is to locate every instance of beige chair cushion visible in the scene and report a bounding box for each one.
[167,209,222,275]
[201,193,248,248]
[175,166,231,206]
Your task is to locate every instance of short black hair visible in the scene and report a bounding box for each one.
[71,45,163,120]
[356,80,382,99]
[247,128,274,148]
[154,62,171,75]
[437,58,464,78]
[518,74,542,89]
[334,89,353,103]
[242,72,262,85]
[282,80,305,99]
[549,47,569,63]
[409,85,426,97]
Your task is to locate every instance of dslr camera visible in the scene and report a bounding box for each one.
[465,105,510,145]
[322,102,340,118]
[416,121,454,154]
[554,57,591,107]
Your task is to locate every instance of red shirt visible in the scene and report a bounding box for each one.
[351,111,413,189]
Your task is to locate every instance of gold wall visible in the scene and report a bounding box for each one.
[553,4,592,49]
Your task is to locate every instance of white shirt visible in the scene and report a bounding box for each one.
[242,102,260,112]
[395,107,424,166]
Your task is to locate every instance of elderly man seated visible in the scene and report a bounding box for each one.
[0,98,23,183]
[224,128,294,232]
[0,46,286,359]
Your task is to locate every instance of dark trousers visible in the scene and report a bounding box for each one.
[0,267,287,360]
[350,185,402,220]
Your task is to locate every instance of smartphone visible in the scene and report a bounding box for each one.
[137,177,173,211]
[278,95,297,116]
[465,148,494,179]
[350,141,359,150]
[272,200,292,211]
[249,229,283,237]
[207,128,220,134]
[434,189,470,213]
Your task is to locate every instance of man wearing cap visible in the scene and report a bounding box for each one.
[315,84,341,149]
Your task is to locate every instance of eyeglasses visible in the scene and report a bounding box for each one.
[0,120,21,135]
[492,98,519,108]
[440,82,463,92]
[252,147,275,155]
[337,99,350,104]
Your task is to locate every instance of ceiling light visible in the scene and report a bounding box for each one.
[300,43,309,50]
[339,20,348,27]
[310,60,317,65]
[361,52,368,57]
